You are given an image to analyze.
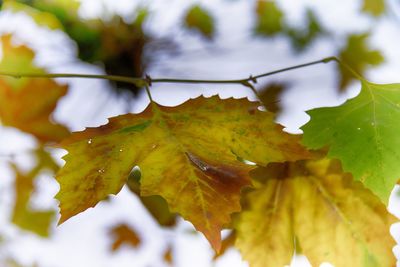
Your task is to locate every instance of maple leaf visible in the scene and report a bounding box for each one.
[302,81,400,203]
[254,0,284,36]
[0,35,69,143]
[184,5,215,39]
[56,96,312,251]
[11,148,58,237]
[109,224,141,251]
[235,159,397,267]
[337,33,383,90]
[362,0,385,17]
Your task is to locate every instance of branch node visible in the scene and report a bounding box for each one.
[249,75,258,84]
[145,74,152,86]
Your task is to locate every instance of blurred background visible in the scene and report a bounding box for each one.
[1,0,400,266]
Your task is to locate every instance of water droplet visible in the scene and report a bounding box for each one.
[98,169,105,173]
[119,148,123,152]
[357,127,361,130]
[88,139,92,144]
[371,122,375,126]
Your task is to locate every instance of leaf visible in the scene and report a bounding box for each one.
[21,0,81,22]
[235,159,397,267]
[109,224,141,251]
[126,167,177,227]
[0,35,70,143]
[258,82,288,114]
[2,1,63,29]
[337,33,383,90]
[11,148,58,237]
[254,0,284,36]
[213,231,236,260]
[163,246,173,265]
[286,9,325,52]
[362,0,385,17]
[302,81,400,203]
[56,96,312,251]
[184,5,215,39]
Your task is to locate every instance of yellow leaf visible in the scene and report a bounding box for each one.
[56,96,311,251]
[235,159,396,267]
[362,0,385,17]
[0,35,69,142]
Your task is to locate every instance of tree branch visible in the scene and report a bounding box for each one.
[0,56,352,87]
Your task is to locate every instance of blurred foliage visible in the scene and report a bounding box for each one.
[163,246,173,265]
[337,33,384,90]
[184,5,215,39]
[255,0,284,36]
[0,0,395,265]
[2,1,63,29]
[6,0,175,96]
[109,224,141,251]
[286,9,325,52]
[362,0,386,17]
[258,82,288,114]
[0,35,70,143]
[10,148,58,237]
[255,1,325,52]
[127,167,177,227]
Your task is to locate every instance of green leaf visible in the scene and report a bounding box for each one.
[302,81,400,203]
[338,33,383,90]
[184,5,215,39]
[286,9,325,52]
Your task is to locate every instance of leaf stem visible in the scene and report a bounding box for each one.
[0,56,361,88]
[144,84,154,102]
[330,57,366,82]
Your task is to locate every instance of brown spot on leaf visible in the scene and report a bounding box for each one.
[186,152,249,189]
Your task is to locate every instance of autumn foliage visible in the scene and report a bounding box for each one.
[0,0,398,267]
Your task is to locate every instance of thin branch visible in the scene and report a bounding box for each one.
[0,72,146,87]
[0,56,354,88]
[149,57,338,85]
